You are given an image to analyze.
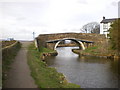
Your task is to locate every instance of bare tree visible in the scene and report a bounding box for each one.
[81,22,100,33]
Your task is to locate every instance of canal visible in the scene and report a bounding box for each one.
[46,47,119,88]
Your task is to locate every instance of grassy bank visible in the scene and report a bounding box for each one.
[27,43,80,88]
[72,40,117,58]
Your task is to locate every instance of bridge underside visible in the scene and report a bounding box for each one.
[46,38,94,50]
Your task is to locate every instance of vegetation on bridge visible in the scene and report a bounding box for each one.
[27,43,80,88]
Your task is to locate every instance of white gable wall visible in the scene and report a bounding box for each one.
[100,23,104,34]
[100,22,111,37]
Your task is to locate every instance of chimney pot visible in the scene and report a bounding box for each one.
[103,16,105,20]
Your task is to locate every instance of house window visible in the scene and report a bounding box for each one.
[103,23,108,29]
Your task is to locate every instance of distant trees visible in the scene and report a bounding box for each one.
[108,19,120,52]
[81,22,100,34]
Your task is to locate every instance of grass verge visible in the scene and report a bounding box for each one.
[81,46,99,55]
[27,43,80,88]
[72,45,116,58]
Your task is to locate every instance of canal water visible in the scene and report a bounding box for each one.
[46,47,119,88]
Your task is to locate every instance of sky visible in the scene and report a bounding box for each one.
[0,0,119,40]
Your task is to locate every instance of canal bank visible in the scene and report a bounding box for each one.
[72,48,114,59]
[72,39,120,59]
[27,43,80,88]
[72,48,119,59]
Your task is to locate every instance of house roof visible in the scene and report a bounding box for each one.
[100,18,117,23]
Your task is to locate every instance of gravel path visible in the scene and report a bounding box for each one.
[4,41,37,88]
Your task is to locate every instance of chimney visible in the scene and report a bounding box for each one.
[103,16,105,20]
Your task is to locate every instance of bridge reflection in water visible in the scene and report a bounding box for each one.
[45,47,119,88]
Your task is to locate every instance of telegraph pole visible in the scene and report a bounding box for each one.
[33,32,35,40]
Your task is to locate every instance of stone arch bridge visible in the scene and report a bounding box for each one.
[35,33,105,51]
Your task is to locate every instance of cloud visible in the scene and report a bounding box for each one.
[0,0,118,40]
[118,1,120,18]
[111,1,118,6]
[0,0,49,3]
[16,17,26,21]
[77,0,88,4]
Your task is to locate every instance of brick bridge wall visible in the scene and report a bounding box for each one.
[36,33,106,50]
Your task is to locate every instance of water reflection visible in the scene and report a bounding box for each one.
[46,47,119,88]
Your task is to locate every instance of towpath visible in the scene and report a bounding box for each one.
[4,41,37,88]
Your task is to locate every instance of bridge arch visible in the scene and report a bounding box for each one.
[54,38,85,50]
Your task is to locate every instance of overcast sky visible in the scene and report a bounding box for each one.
[0,0,119,40]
